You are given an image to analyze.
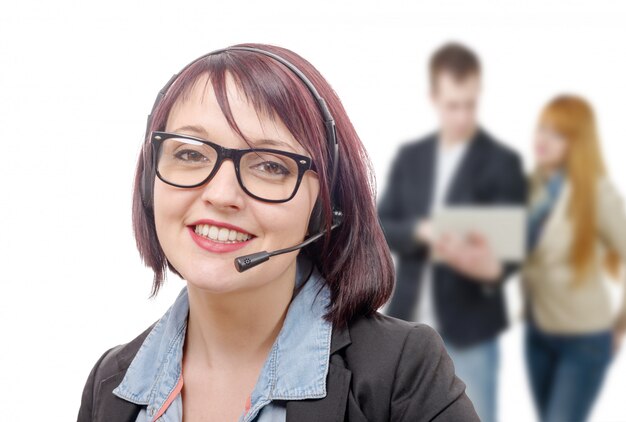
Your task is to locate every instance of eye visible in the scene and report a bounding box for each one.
[243,151,299,180]
[174,149,209,163]
[252,160,291,176]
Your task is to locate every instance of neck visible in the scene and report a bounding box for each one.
[439,125,477,149]
[183,260,297,370]
[538,165,565,181]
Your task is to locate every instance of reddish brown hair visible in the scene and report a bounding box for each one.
[429,42,481,88]
[538,95,621,284]
[132,43,394,328]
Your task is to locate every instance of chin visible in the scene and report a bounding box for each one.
[536,159,553,169]
[183,264,247,293]
[185,271,246,294]
[187,279,241,294]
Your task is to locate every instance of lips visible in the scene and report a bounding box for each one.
[187,219,256,254]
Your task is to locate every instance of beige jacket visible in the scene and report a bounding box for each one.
[522,175,626,334]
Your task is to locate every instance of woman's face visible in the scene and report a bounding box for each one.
[534,123,569,171]
[153,72,319,293]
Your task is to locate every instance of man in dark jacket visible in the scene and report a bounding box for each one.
[378,42,527,422]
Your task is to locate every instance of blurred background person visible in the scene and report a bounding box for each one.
[378,42,527,422]
[523,94,626,422]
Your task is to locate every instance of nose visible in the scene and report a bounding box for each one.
[200,159,246,211]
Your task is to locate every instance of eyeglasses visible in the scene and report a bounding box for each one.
[150,131,317,203]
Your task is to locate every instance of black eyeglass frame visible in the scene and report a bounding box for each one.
[150,130,318,203]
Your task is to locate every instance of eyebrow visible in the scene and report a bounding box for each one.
[171,124,298,152]
[172,124,210,138]
[249,138,295,151]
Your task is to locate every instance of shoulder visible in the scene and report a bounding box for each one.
[348,311,440,349]
[81,321,157,393]
[393,133,437,160]
[597,176,622,199]
[476,127,521,160]
[341,313,479,421]
[345,312,450,380]
[77,321,157,420]
[345,311,448,372]
[596,176,626,220]
[103,321,157,375]
[475,128,519,160]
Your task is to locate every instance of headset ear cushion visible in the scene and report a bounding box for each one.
[140,150,153,209]
[140,169,149,208]
[140,172,146,207]
[307,198,323,235]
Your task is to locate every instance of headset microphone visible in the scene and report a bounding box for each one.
[234,210,343,272]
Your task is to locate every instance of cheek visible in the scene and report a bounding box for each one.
[153,181,193,247]
[535,135,567,166]
[553,140,568,162]
[256,178,318,249]
[543,138,565,161]
[534,136,546,155]
[257,204,305,246]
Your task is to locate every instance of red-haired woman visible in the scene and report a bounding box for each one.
[77,44,478,422]
[524,95,626,422]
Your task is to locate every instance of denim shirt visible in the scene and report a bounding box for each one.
[111,255,333,422]
[527,170,565,252]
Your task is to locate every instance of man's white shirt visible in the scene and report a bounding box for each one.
[411,139,470,330]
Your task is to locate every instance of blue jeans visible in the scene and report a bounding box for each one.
[443,336,499,422]
[524,320,614,422]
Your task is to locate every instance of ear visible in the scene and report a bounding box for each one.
[429,87,438,105]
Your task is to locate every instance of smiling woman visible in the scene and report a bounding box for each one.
[76,43,479,422]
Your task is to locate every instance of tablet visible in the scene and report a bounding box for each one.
[431,206,527,262]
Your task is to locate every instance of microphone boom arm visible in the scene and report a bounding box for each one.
[234,220,341,273]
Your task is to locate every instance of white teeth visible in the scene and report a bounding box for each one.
[193,224,251,243]
[218,228,229,241]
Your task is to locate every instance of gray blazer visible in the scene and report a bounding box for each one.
[77,312,479,421]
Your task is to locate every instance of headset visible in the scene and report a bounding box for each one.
[139,46,343,272]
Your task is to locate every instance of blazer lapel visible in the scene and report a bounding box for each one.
[419,135,437,214]
[96,371,143,422]
[285,360,352,422]
[286,321,352,422]
[95,330,155,422]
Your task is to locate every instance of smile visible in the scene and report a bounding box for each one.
[193,224,252,243]
[187,219,256,254]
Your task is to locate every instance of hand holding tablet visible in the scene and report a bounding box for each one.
[432,206,527,262]
[430,206,527,281]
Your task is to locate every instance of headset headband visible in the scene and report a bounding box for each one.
[144,46,339,195]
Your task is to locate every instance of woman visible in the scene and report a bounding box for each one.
[523,94,626,422]
[77,43,478,422]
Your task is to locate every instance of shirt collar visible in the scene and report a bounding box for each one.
[112,254,332,419]
[435,136,470,157]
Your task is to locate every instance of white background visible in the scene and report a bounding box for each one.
[1,1,625,420]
